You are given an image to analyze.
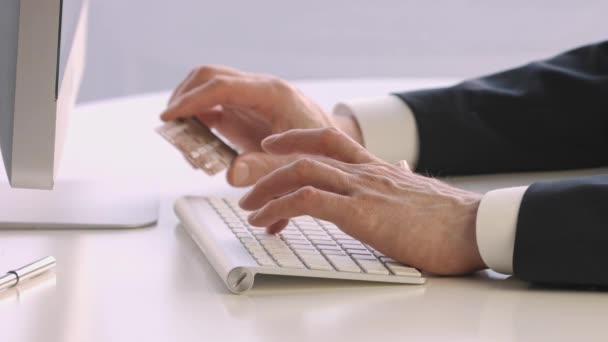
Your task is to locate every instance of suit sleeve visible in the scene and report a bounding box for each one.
[513,175,608,286]
[395,41,608,176]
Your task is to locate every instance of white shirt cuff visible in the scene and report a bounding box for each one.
[476,186,528,274]
[333,95,419,168]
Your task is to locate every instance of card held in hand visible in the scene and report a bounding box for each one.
[156,118,238,175]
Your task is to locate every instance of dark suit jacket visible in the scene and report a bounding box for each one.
[395,41,608,286]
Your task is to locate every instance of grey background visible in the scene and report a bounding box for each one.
[80,0,608,102]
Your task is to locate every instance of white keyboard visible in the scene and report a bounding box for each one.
[175,196,425,293]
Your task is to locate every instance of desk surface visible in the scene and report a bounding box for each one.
[1,78,607,342]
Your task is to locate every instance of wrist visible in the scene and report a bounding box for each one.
[466,195,488,271]
[334,112,364,145]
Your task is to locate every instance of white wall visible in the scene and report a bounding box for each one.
[80,0,608,102]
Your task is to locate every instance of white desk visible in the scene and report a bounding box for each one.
[1,79,607,342]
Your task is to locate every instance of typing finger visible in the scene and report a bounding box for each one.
[266,219,290,234]
[227,152,298,187]
[239,158,352,211]
[247,187,350,229]
[261,127,376,164]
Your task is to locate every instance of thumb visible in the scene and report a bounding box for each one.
[227,152,294,187]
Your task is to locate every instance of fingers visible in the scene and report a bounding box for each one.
[194,109,224,128]
[161,75,290,122]
[162,75,242,121]
[261,127,375,164]
[168,65,242,106]
[239,158,352,211]
[227,152,297,187]
[266,219,289,234]
[247,187,350,228]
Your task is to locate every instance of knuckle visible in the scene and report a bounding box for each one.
[268,77,291,92]
[194,65,213,76]
[292,158,316,175]
[295,186,318,202]
[193,65,221,82]
[377,175,398,188]
[320,127,343,145]
[325,126,343,138]
[209,75,230,88]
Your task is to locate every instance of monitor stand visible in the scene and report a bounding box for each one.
[0,179,159,229]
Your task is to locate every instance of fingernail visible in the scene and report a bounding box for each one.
[232,161,250,186]
[261,135,279,147]
[160,109,173,121]
[238,189,252,207]
[248,211,259,224]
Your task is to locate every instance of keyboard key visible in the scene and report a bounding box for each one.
[386,263,421,277]
[275,257,305,269]
[265,246,293,255]
[371,250,386,258]
[340,242,365,249]
[260,239,287,246]
[235,232,253,238]
[293,216,317,224]
[309,237,334,244]
[325,255,361,273]
[257,233,279,238]
[248,243,266,251]
[320,249,348,256]
[304,232,330,237]
[380,257,398,263]
[294,249,322,257]
[213,198,422,279]
[287,242,315,248]
[356,260,390,275]
[255,257,277,267]
[345,249,371,255]
[351,254,377,261]
[318,245,342,252]
[311,241,338,247]
[281,234,302,239]
[299,255,333,271]
[289,245,319,253]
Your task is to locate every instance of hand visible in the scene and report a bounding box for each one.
[160,65,362,186]
[239,128,487,275]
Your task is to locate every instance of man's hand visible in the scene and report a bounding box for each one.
[160,65,362,186]
[239,128,488,275]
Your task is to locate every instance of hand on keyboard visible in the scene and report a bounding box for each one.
[239,128,488,276]
[209,198,422,279]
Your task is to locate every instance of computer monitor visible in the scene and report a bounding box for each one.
[0,0,158,228]
[0,0,85,189]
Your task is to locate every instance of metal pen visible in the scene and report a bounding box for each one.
[0,256,56,291]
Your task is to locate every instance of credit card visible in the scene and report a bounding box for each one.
[156,118,237,175]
